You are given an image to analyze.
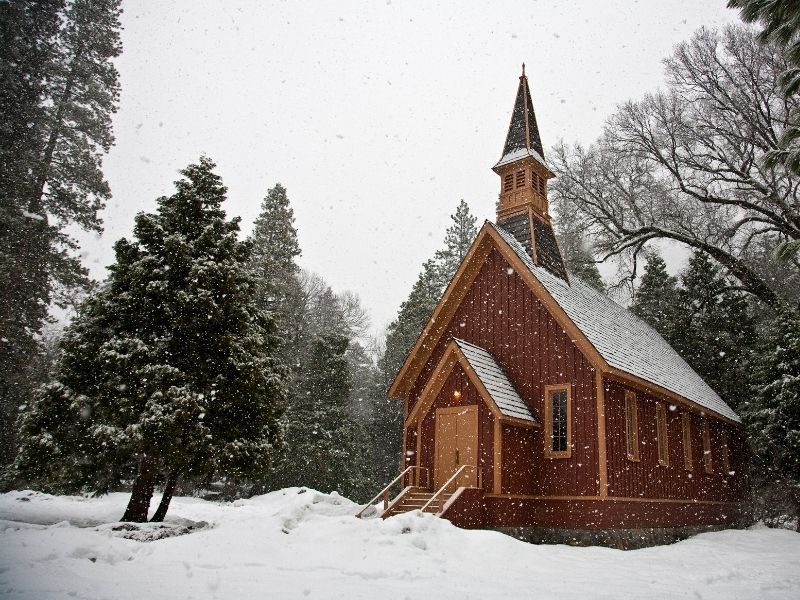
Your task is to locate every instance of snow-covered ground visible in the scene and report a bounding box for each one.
[1,489,799,599]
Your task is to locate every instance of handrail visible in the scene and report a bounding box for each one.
[355,466,429,518]
[420,465,481,514]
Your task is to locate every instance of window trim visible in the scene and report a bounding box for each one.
[721,429,730,475]
[544,384,572,459]
[703,418,713,473]
[681,412,693,472]
[656,403,669,466]
[624,390,640,462]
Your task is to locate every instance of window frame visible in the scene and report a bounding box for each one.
[681,412,693,472]
[656,403,669,466]
[544,383,572,459]
[624,390,640,462]
[721,429,730,475]
[703,418,713,473]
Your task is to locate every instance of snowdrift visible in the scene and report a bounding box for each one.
[1,488,799,599]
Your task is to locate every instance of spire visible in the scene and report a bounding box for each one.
[497,64,545,166]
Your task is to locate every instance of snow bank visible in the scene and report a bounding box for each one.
[1,488,799,599]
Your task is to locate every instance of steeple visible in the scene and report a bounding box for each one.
[493,67,568,281]
[498,63,546,164]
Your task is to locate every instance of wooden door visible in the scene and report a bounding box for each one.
[434,406,478,489]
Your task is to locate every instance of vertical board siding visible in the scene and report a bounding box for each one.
[404,248,598,497]
[605,378,748,503]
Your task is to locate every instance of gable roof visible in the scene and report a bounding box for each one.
[495,67,547,170]
[491,222,740,423]
[452,338,536,423]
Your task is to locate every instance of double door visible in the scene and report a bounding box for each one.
[433,405,478,489]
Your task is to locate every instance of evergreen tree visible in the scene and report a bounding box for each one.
[14,157,286,522]
[631,252,680,338]
[557,226,604,290]
[0,0,122,464]
[382,259,441,381]
[434,199,478,288]
[271,334,370,499]
[248,183,302,320]
[729,0,800,186]
[669,252,756,413]
[372,200,478,486]
[744,307,800,531]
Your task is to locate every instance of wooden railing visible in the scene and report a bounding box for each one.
[420,465,482,514]
[355,466,429,519]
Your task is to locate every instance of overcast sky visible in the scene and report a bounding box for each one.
[83,0,742,337]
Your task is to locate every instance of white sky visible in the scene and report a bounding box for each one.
[82,0,741,336]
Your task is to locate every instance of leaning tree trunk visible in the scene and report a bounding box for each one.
[150,470,180,523]
[121,451,159,522]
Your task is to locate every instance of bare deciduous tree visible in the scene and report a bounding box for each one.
[551,25,799,306]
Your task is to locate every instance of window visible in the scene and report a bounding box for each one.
[656,403,669,466]
[544,384,571,458]
[515,170,525,188]
[721,430,730,474]
[703,419,713,473]
[537,174,545,195]
[624,390,639,461]
[503,173,513,192]
[682,412,693,471]
[532,172,539,192]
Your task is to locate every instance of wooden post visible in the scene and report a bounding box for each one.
[383,490,389,510]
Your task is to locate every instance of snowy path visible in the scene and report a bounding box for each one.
[1,488,798,599]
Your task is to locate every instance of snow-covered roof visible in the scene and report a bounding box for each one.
[493,147,548,170]
[491,223,741,423]
[453,338,537,423]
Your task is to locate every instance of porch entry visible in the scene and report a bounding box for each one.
[434,405,478,488]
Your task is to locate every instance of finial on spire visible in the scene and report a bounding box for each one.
[521,62,526,78]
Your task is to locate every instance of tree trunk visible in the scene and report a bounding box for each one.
[121,452,159,522]
[150,470,180,523]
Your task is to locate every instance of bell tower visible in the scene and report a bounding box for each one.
[493,65,568,281]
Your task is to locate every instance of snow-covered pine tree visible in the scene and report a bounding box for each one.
[248,184,304,355]
[669,251,756,413]
[744,307,800,530]
[272,334,370,499]
[434,199,479,288]
[631,252,679,338]
[0,0,122,466]
[14,157,287,522]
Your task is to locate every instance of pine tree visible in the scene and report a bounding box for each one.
[14,157,287,522]
[0,0,122,465]
[271,334,370,499]
[744,307,800,530]
[248,183,302,317]
[434,199,478,288]
[631,252,679,338]
[557,226,604,290]
[382,260,441,381]
[669,252,756,413]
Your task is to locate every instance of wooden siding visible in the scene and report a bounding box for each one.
[483,497,750,530]
[604,377,749,503]
[405,248,598,497]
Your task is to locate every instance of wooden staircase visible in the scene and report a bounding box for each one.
[356,465,480,520]
[382,487,453,518]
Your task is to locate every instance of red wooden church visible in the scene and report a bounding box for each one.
[359,68,750,547]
